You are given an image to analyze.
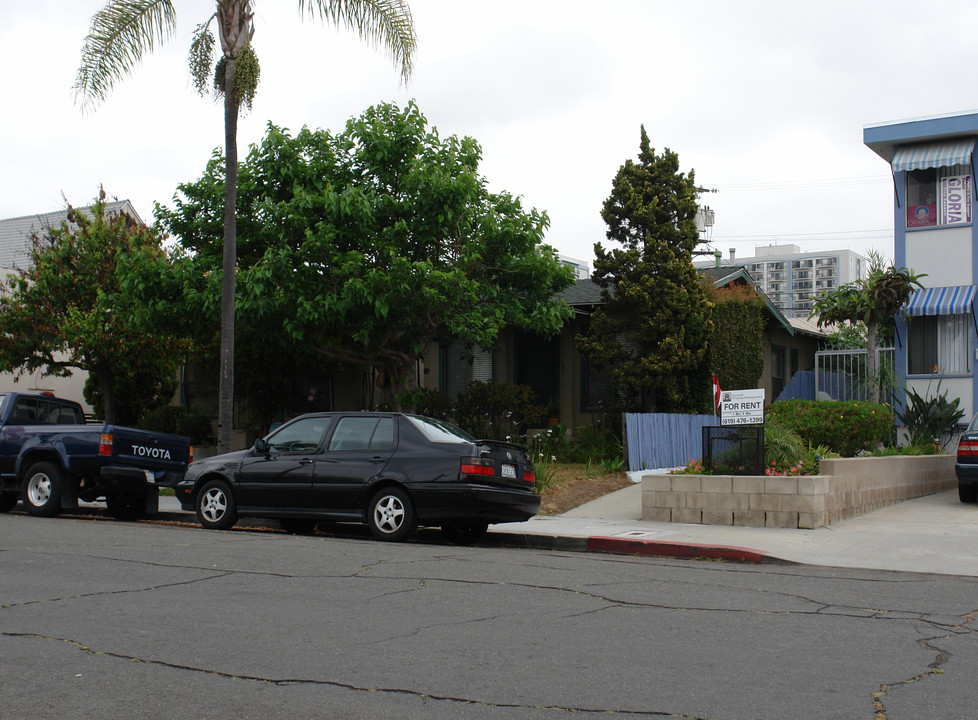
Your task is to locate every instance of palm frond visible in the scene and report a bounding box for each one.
[298,0,417,85]
[74,0,178,109]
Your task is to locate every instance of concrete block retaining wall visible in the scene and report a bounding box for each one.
[641,455,956,529]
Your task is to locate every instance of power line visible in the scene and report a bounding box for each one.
[714,175,890,192]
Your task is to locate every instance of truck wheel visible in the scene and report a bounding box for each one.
[0,493,18,513]
[196,479,238,530]
[960,485,978,503]
[106,492,145,520]
[23,462,63,517]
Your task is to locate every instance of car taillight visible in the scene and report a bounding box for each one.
[461,457,494,476]
[189,446,195,464]
[958,439,978,457]
[99,433,113,456]
[523,471,536,484]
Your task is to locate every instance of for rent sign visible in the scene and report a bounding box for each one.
[940,175,972,225]
[720,388,765,426]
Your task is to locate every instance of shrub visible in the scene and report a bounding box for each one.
[896,385,965,451]
[137,405,215,445]
[767,399,893,457]
[453,381,546,440]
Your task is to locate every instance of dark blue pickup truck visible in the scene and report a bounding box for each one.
[0,392,192,519]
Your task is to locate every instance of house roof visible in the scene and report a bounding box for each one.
[0,200,141,272]
[697,265,795,336]
[559,278,605,308]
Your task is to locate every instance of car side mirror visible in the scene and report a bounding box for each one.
[254,437,269,455]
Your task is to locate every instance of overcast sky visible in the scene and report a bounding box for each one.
[2,1,975,268]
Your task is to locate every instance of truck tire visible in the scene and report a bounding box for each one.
[106,492,145,520]
[195,479,238,530]
[22,462,63,517]
[0,493,18,513]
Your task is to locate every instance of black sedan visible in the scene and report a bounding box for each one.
[955,412,978,503]
[173,412,540,543]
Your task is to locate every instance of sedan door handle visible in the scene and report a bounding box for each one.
[298,458,314,465]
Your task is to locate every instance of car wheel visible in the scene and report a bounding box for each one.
[22,462,63,517]
[441,519,489,545]
[0,492,18,513]
[195,479,238,530]
[105,492,145,520]
[367,487,417,542]
[959,485,978,503]
[279,518,317,535]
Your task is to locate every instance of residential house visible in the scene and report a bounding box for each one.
[420,268,829,432]
[864,111,978,421]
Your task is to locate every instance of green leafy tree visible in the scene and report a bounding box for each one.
[0,192,188,424]
[74,0,416,452]
[577,126,712,413]
[810,250,925,404]
[157,102,576,410]
[705,283,765,397]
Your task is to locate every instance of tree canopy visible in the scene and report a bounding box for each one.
[157,101,576,409]
[75,0,417,451]
[576,126,712,412]
[0,192,188,424]
[810,250,925,403]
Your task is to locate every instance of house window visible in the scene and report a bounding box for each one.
[906,165,972,228]
[908,314,972,375]
[580,359,640,413]
[441,341,494,399]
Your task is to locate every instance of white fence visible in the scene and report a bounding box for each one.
[814,347,895,404]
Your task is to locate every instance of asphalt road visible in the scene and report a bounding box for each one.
[2,510,977,720]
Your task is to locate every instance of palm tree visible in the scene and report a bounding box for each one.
[74,0,416,452]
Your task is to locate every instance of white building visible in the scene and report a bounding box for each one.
[698,245,868,318]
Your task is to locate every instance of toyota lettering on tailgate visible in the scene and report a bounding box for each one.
[129,444,172,460]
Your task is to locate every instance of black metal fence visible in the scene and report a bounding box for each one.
[702,426,765,475]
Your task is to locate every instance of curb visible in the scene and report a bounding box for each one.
[587,536,773,564]
[137,511,780,565]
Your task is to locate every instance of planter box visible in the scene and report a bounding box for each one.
[641,455,956,529]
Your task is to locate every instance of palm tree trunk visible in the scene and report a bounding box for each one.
[218,58,238,453]
[866,318,879,405]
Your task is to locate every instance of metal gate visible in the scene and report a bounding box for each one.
[814,347,895,404]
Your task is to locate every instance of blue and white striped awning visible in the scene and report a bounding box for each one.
[892,139,976,172]
[904,285,977,316]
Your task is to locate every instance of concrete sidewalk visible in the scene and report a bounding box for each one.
[156,485,978,576]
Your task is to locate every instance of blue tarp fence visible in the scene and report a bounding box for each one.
[625,413,719,471]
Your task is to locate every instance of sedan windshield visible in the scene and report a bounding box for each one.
[407,415,475,444]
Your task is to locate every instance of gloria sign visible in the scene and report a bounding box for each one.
[720,388,765,426]
[940,174,972,225]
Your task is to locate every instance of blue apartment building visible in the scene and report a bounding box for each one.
[865,112,978,420]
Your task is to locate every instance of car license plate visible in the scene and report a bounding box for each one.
[501,464,516,479]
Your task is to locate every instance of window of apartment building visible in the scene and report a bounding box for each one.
[906,164,972,229]
[907,314,972,375]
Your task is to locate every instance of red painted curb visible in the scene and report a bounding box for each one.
[587,536,769,564]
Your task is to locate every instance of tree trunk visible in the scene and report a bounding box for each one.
[866,318,879,405]
[218,59,238,453]
[100,370,117,425]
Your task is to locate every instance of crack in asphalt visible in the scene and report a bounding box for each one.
[7,534,978,718]
[1,632,710,719]
[0,573,230,610]
[8,549,975,636]
[871,610,976,719]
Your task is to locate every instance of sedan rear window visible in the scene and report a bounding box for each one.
[407,416,475,444]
